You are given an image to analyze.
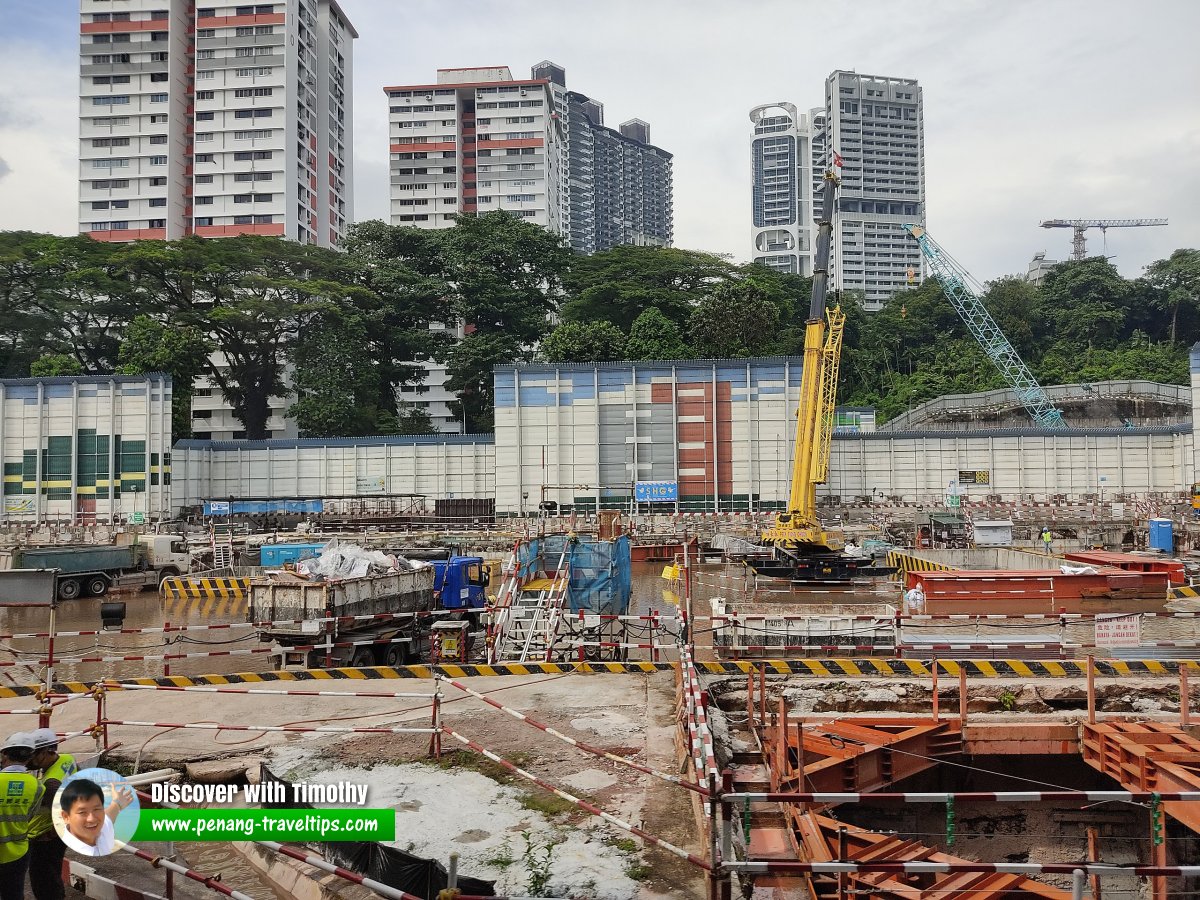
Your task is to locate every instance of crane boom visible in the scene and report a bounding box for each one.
[1039,218,1168,261]
[904,224,1068,430]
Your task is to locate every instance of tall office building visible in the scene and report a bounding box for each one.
[822,71,925,311]
[749,103,817,275]
[79,0,355,247]
[533,62,673,254]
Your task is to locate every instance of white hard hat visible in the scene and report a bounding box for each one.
[1,732,35,752]
[29,728,59,750]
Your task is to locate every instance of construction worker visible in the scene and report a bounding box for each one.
[0,733,44,900]
[26,729,77,900]
[904,584,926,614]
[1040,527,1053,555]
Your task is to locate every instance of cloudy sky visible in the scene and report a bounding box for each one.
[2,0,1197,283]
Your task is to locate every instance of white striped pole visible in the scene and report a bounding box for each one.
[103,720,436,735]
[132,790,424,900]
[122,845,258,900]
[103,682,434,700]
[724,790,1200,803]
[723,860,1200,876]
[437,675,709,795]
[440,724,712,872]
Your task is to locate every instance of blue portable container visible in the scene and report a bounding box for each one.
[1148,518,1174,553]
[259,543,327,567]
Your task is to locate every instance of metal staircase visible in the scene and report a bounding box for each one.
[210,524,235,570]
[491,549,571,663]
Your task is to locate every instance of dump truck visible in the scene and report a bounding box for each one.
[0,536,191,600]
[249,565,438,669]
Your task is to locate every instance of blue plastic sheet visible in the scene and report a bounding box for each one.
[516,534,631,616]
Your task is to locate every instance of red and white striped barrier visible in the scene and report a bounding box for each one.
[680,647,719,785]
[438,675,708,796]
[133,790,424,900]
[104,682,434,700]
[724,860,1200,877]
[121,846,257,900]
[439,724,712,872]
[0,608,468,642]
[103,720,436,736]
[13,634,431,668]
[723,789,1200,803]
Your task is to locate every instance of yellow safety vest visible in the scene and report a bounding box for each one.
[28,754,78,840]
[0,772,43,864]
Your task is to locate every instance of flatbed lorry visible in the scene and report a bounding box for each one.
[249,556,489,669]
[0,536,191,600]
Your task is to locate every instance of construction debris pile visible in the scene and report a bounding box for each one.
[278,541,425,581]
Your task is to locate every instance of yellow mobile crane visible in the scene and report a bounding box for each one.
[750,170,891,582]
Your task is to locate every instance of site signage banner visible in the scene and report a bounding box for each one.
[1094,613,1142,648]
[355,475,386,493]
[635,481,678,502]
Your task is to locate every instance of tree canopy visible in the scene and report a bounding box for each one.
[0,217,1194,435]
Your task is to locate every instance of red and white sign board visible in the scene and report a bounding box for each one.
[1094,614,1142,649]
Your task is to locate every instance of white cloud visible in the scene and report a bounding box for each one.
[2,0,1198,281]
[0,37,78,235]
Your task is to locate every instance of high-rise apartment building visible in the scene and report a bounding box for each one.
[822,71,925,311]
[749,103,818,275]
[79,0,355,248]
[385,63,673,432]
[385,67,562,231]
[533,62,673,254]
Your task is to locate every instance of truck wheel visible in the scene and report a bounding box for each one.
[57,580,81,601]
[86,577,108,597]
[350,648,374,668]
[384,644,408,668]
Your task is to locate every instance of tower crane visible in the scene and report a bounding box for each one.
[1039,218,1168,261]
[904,224,1068,429]
[750,170,892,582]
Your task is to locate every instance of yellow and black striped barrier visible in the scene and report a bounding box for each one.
[1169,584,1200,600]
[159,577,250,618]
[160,576,251,601]
[886,550,954,583]
[2,658,1197,698]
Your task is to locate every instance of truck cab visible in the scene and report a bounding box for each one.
[142,535,192,579]
[433,556,490,611]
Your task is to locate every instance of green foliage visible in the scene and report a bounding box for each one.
[541,321,625,363]
[484,840,515,870]
[116,315,211,439]
[625,307,691,360]
[688,281,781,358]
[1,222,1197,437]
[562,245,737,331]
[29,354,82,377]
[389,402,437,435]
[1143,248,1200,344]
[520,830,559,896]
[433,211,572,431]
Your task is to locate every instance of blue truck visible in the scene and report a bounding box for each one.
[433,557,490,614]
